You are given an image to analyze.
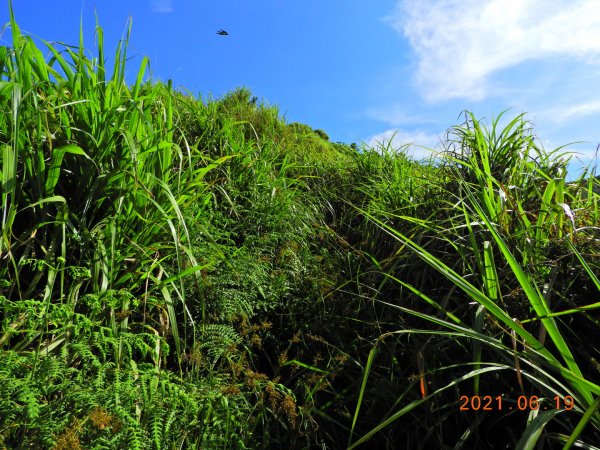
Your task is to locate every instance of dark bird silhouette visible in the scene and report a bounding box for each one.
[216,29,228,36]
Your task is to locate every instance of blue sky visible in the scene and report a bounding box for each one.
[2,0,599,178]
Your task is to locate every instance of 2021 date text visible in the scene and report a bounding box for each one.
[459,395,574,411]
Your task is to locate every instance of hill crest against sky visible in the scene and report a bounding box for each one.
[1,0,599,178]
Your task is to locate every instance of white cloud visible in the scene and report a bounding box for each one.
[365,128,441,160]
[388,0,600,102]
[150,0,173,13]
[547,100,600,124]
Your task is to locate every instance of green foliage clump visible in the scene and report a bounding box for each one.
[345,112,600,449]
[0,346,252,449]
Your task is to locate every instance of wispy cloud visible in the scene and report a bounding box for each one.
[365,128,441,160]
[387,0,600,102]
[547,100,600,124]
[150,0,173,13]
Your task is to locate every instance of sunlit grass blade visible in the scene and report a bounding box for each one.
[564,396,600,450]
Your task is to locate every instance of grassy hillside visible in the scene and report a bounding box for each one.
[1,10,600,449]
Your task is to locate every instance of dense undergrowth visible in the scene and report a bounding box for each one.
[1,7,600,449]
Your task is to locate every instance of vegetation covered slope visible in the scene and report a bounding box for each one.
[1,10,600,450]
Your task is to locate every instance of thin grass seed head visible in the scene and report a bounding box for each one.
[558,202,575,229]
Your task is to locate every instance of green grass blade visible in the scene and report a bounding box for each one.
[515,409,562,450]
[563,396,600,450]
[44,144,85,195]
[567,239,600,292]
[349,344,378,447]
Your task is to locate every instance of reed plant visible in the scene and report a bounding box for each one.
[349,112,600,448]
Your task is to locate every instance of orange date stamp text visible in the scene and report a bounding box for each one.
[459,395,574,411]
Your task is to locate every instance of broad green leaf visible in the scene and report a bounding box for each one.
[44,144,86,195]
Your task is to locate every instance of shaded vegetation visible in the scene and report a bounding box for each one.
[1,7,599,449]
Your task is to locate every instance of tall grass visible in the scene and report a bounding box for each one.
[0,3,210,365]
[0,6,347,447]
[2,4,599,448]
[349,112,600,448]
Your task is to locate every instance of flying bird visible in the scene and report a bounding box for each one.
[216,29,228,36]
